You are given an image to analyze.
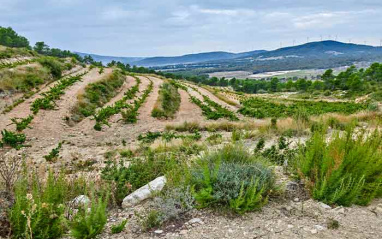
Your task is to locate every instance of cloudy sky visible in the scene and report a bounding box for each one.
[1,0,381,57]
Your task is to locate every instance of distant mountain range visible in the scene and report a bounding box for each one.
[76,50,266,66]
[132,50,266,66]
[74,52,145,65]
[77,41,382,72]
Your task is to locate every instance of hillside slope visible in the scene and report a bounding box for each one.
[184,41,382,72]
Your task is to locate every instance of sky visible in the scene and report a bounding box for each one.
[1,0,382,57]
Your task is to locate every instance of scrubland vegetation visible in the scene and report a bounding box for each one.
[1,27,381,239]
[239,97,367,119]
[296,127,382,206]
[71,70,125,123]
[151,82,181,119]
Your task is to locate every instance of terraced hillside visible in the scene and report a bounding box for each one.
[1,44,381,239]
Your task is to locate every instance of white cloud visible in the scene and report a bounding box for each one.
[292,10,377,29]
[101,7,133,21]
[199,8,239,16]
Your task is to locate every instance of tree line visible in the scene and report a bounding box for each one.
[107,59,382,95]
[0,26,103,66]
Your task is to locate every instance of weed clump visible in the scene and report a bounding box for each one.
[111,220,128,234]
[70,194,109,239]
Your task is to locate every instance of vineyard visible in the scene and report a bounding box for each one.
[0,59,381,239]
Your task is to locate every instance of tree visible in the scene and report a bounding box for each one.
[296,78,308,91]
[269,78,279,92]
[322,69,335,90]
[0,26,30,48]
[285,80,294,91]
[347,74,363,91]
[312,81,324,90]
[34,41,50,54]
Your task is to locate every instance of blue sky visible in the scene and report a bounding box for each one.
[1,0,381,56]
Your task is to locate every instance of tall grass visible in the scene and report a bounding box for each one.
[10,172,71,239]
[296,127,382,206]
[0,64,51,92]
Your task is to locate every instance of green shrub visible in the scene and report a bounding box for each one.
[206,133,223,145]
[10,115,34,132]
[146,186,194,228]
[0,64,51,93]
[370,90,382,102]
[0,129,26,149]
[296,128,382,206]
[111,220,128,234]
[202,95,238,121]
[9,172,68,239]
[326,117,346,130]
[231,129,243,142]
[101,152,181,205]
[138,210,162,231]
[310,121,325,133]
[367,101,379,112]
[38,57,63,79]
[120,149,133,158]
[190,144,275,214]
[44,142,62,162]
[259,137,296,165]
[70,194,108,239]
[255,138,265,152]
[165,121,201,133]
[151,82,181,119]
[138,131,201,144]
[239,97,367,119]
[71,70,125,122]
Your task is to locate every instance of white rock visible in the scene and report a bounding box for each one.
[333,206,346,214]
[154,230,163,234]
[311,229,318,234]
[179,230,188,235]
[122,176,167,208]
[71,195,90,208]
[314,225,326,231]
[287,225,294,229]
[188,218,203,225]
[318,202,332,210]
[293,198,300,202]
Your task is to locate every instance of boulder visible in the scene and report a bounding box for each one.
[122,176,166,208]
